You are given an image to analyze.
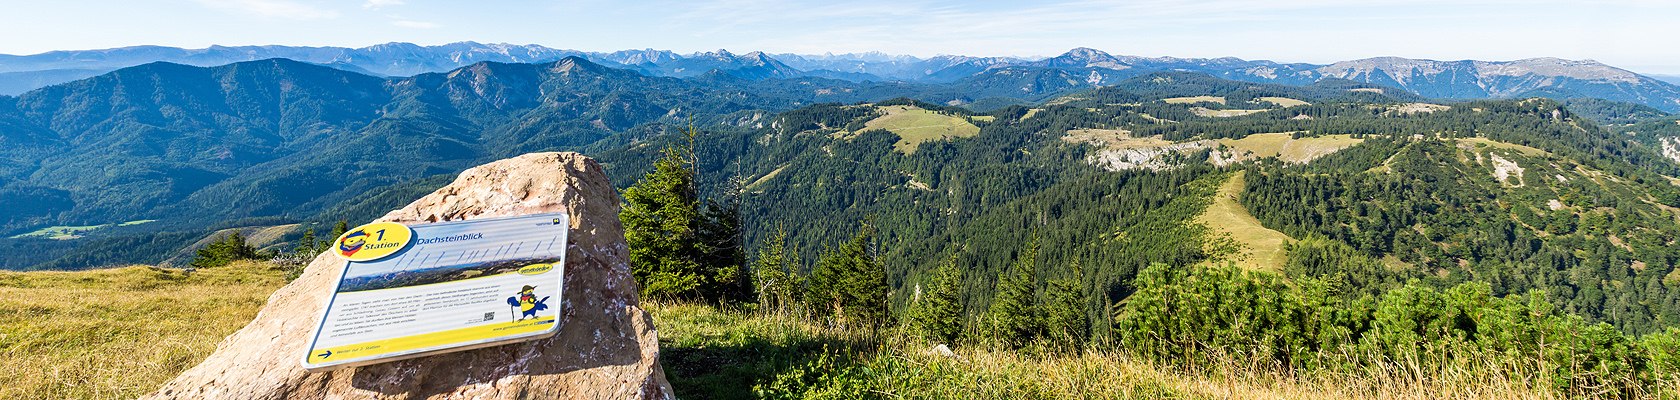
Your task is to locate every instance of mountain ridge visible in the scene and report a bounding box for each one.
[0,55,961,262]
[3,43,1677,111]
[3,50,1678,273]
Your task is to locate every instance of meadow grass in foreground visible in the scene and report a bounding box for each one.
[649,302,1679,400]
[1,262,1671,399]
[0,261,286,399]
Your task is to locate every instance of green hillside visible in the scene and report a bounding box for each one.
[602,88,1680,397]
[0,58,931,269]
[597,84,1680,339]
[9,61,1680,397]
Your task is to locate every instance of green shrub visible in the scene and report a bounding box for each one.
[188,232,266,269]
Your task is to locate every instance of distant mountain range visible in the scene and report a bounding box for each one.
[0,57,906,261]
[4,42,1680,270]
[0,53,1427,269]
[2,42,1679,112]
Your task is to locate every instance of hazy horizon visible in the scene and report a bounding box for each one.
[1,1,1675,74]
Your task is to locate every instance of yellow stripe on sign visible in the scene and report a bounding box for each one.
[308,317,556,364]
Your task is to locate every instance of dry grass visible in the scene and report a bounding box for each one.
[1070,132,1360,171]
[11,220,157,240]
[8,224,105,240]
[1277,135,1364,162]
[647,302,1668,399]
[1138,112,1175,124]
[894,346,1590,400]
[1022,108,1044,120]
[1062,128,1164,149]
[1193,107,1268,118]
[857,105,982,153]
[1390,103,1452,115]
[1258,97,1311,108]
[1197,171,1294,271]
[1216,133,1363,164]
[1164,96,1226,105]
[1457,137,1549,157]
[245,224,298,246]
[746,164,789,191]
[0,261,286,400]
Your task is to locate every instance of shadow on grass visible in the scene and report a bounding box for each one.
[661,333,869,400]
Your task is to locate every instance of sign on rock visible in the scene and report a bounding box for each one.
[302,212,570,371]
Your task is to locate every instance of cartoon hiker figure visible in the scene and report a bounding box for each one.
[518,285,538,317]
[504,285,551,321]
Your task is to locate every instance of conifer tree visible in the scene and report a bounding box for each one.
[295,228,317,254]
[753,226,802,314]
[332,220,349,240]
[621,127,704,299]
[620,125,753,303]
[806,221,888,328]
[987,235,1042,348]
[190,231,264,269]
[699,171,750,303]
[908,252,965,344]
[1044,257,1091,346]
[317,221,348,253]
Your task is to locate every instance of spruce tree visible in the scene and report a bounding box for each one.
[190,231,263,269]
[295,228,317,254]
[699,172,750,303]
[987,236,1042,348]
[1044,257,1091,347]
[806,221,888,328]
[908,252,965,344]
[753,226,802,314]
[621,127,704,299]
[619,125,752,303]
[316,222,346,254]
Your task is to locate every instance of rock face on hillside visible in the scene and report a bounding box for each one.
[145,152,672,400]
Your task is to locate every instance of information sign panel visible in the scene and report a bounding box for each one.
[301,212,568,371]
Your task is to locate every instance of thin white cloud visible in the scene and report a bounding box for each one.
[391,19,439,29]
[363,0,405,9]
[193,0,340,20]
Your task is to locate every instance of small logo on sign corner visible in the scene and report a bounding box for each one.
[518,263,554,275]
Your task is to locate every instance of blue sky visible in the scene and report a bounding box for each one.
[2,0,1676,74]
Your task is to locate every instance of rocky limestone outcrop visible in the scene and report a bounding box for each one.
[145,152,672,400]
[1659,136,1680,165]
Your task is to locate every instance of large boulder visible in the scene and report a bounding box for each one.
[146,152,673,400]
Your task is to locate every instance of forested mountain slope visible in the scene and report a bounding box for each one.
[600,80,1680,336]
[9,58,1680,346]
[0,57,937,269]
